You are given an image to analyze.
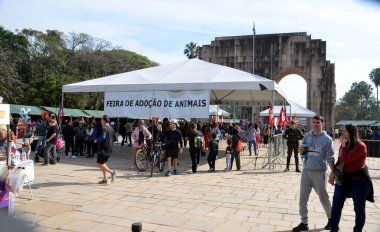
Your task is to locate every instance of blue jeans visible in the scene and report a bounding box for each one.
[331,177,371,232]
[36,135,46,153]
[248,140,257,155]
[44,142,57,164]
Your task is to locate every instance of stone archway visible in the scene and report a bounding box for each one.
[199,32,336,130]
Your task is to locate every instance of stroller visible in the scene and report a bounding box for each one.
[34,137,65,163]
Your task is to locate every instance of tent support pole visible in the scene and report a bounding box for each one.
[61,93,64,110]
[59,93,64,130]
[262,89,276,170]
[217,105,219,124]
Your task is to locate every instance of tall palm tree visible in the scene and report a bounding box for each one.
[184,42,200,59]
[369,68,380,120]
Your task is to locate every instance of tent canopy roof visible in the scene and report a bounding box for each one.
[63,59,290,105]
[42,106,90,117]
[83,110,104,118]
[260,101,316,118]
[209,105,230,116]
[10,104,45,116]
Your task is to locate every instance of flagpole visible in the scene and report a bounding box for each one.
[252,21,255,74]
[252,20,256,124]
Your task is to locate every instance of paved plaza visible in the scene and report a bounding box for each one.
[6,140,380,232]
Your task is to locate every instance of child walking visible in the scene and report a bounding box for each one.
[207,133,218,172]
[225,139,232,172]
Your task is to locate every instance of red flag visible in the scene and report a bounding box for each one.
[57,107,64,122]
[284,106,290,125]
[269,103,274,126]
[278,106,284,127]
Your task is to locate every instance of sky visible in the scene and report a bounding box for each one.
[1,0,379,107]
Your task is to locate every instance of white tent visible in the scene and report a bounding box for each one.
[259,101,316,118]
[209,105,230,116]
[63,59,290,106]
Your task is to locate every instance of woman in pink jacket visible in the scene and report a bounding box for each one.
[131,120,152,169]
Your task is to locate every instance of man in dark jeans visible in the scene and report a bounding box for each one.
[42,119,58,165]
[74,121,86,156]
[207,133,218,171]
[283,120,304,172]
[188,123,201,174]
[119,121,127,146]
[62,121,76,158]
[230,130,241,171]
[125,121,133,146]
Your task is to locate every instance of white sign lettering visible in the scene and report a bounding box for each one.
[104,91,210,118]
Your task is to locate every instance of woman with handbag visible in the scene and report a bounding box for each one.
[329,124,374,232]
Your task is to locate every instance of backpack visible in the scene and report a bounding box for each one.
[235,139,243,152]
[194,133,205,150]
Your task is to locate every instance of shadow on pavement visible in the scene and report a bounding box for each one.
[31,181,95,189]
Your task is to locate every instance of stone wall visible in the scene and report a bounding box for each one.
[199,32,336,131]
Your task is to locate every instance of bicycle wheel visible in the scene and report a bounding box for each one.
[150,152,156,177]
[158,151,165,172]
[135,149,148,172]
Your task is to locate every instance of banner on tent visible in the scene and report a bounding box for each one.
[104,91,210,118]
[0,104,10,125]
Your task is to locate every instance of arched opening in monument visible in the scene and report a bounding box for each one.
[278,74,307,108]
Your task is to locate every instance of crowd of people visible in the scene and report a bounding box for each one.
[331,125,380,140]
[10,113,375,231]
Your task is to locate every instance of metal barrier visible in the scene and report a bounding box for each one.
[362,139,380,171]
[262,134,286,170]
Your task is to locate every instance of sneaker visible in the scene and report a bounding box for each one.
[292,223,309,232]
[65,155,69,159]
[166,170,172,176]
[111,171,118,182]
[211,168,215,172]
[173,169,178,175]
[296,169,301,173]
[98,179,107,184]
[324,219,331,230]
[72,155,77,159]
[208,168,213,172]
[284,167,289,172]
[41,163,50,166]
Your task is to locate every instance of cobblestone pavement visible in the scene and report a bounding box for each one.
[8,140,380,231]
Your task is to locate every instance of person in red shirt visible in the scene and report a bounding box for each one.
[329,124,374,232]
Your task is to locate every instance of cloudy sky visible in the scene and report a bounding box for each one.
[1,0,379,107]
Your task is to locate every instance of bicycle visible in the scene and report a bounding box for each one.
[135,140,165,176]
[149,141,166,177]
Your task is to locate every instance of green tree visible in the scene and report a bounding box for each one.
[0,45,24,103]
[336,81,376,120]
[184,42,200,59]
[369,68,380,119]
[0,26,158,109]
[0,26,30,83]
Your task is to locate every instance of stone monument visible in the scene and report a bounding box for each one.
[199,32,336,130]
